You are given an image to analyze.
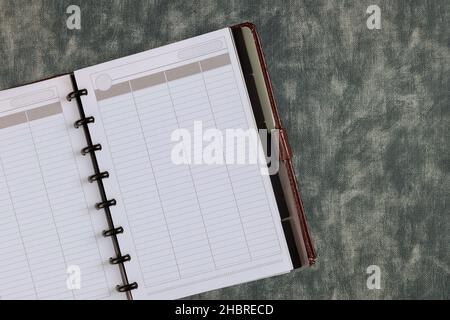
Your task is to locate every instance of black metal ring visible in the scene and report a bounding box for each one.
[88,171,109,183]
[95,199,116,210]
[110,254,131,265]
[67,89,88,101]
[74,116,95,129]
[103,226,124,237]
[116,282,138,292]
[81,144,102,156]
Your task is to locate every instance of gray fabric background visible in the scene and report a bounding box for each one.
[0,0,448,299]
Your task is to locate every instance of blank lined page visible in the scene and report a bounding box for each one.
[0,77,115,300]
[74,27,292,299]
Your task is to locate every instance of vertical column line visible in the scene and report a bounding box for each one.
[25,112,76,300]
[0,153,39,299]
[198,61,253,261]
[163,71,218,270]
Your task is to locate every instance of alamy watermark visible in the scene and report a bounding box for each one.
[366,5,381,30]
[66,5,81,30]
[66,265,81,290]
[170,121,281,175]
[366,265,381,290]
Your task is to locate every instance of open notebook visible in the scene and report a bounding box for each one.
[0,23,315,300]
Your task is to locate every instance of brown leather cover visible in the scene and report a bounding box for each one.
[231,22,316,266]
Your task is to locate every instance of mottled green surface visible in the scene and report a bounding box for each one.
[0,0,448,299]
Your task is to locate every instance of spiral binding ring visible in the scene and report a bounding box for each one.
[103,226,124,237]
[81,144,102,156]
[110,254,131,265]
[67,89,88,101]
[69,78,138,297]
[88,171,109,183]
[95,199,117,210]
[74,116,95,129]
[116,282,139,293]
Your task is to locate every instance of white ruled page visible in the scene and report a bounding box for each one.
[0,76,124,300]
[74,27,292,299]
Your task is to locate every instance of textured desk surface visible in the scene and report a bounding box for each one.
[0,0,448,299]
